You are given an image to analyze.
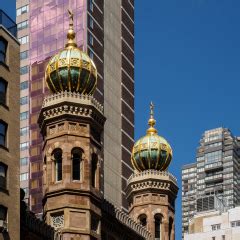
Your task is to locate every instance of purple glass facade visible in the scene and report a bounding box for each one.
[29,0,88,213]
[30,0,87,64]
[27,0,134,214]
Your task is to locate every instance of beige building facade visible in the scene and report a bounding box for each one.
[185,207,240,240]
[0,10,20,240]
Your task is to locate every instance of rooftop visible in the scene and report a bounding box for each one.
[0,9,17,38]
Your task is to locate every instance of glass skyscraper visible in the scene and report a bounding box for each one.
[17,0,134,213]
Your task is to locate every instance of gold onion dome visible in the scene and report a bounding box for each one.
[131,103,173,172]
[45,10,97,95]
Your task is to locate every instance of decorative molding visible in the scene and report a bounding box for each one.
[42,91,103,113]
[127,170,177,185]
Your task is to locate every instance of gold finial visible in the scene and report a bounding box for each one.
[66,9,77,48]
[147,101,158,134]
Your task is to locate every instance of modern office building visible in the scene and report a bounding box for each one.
[0,10,20,239]
[184,206,240,240]
[16,0,135,213]
[182,127,240,236]
[16,0,30,204]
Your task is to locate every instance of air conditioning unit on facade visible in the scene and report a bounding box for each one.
[0,220,7,232]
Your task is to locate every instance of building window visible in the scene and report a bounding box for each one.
[155,214,162,240]
[20,96,28,105]
[53,149,62,181]
[231,220,240,227]
[20,126,28,136]
[212,224,221,231]
[0,205,7,224]
[17,20,28,31]
[222,235,225,240]
[72,148,83,181]
[16,5,29,16]
[0,121,7,147]
[89,50,93,59]
[0,163,7,190]
[20,81,28,90]
[20,172,28,181]
[20,157,28,166]
[89,17,94,29]
[0,37,7,64]
[89,0,94,11]
[89,34,93,45]
[138,214,147,227]
[20,66,29,75]
[91,153,98,187]
[18,35,29,45]
[0,78,7,106]
[169,217,173,240]
[20,142,29,151]
[20,50,28,60]
[20,111,28,120]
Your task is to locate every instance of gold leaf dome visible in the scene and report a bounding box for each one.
[131,103,173,172]
[45,10,97,95]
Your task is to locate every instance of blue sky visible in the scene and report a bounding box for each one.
[3,0,240,239]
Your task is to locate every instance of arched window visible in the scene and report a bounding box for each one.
[71,148,83,180]
[138,214,147,227]
[155,214,162,240]
[52,149,62,181]
[91,154,98,188]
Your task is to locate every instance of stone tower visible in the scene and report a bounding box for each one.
[38,11,105,240]
[126,103,178,240]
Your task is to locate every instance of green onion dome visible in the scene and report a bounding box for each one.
[131,103,173,172]
[45,10,97,95]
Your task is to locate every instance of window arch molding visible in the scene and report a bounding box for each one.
[71,147,84,181]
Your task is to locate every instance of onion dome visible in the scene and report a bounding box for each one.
[131,103,173,172]
[45,10,97,95]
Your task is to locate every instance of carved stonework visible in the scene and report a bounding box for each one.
[51,214,64,229]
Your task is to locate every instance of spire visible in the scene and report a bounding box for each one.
[65,9,77,48]
[147,102,158,135]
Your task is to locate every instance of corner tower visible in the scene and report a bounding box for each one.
[126,103,178,240]
[38,11,105,240]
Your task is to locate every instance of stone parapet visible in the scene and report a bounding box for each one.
[42,91,103,113]
[127,169,177,186]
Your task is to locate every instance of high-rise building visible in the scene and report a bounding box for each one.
[0,9,20,239]
[16,0,30,204]
[182,127,240,236]
[16,0,134,212]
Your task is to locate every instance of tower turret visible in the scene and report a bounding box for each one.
[126,103,178,240]
[38,10,105,240]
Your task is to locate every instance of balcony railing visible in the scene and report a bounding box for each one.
[205,173,223,183]
[205,161,223,172]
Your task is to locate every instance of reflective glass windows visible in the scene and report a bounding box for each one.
[20,96,28,105]
[18,35,29,45]
[20,66,29,75]
[0,78,7,105]
[20,157,28,166]
[20,50,28,60]
[0,121,7,147]
[0,37,7,63]
[0,163,7,189]
[16,5,29,16]
[20,81,28,90]
[20,111,28,120]
[17,20,28,31]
